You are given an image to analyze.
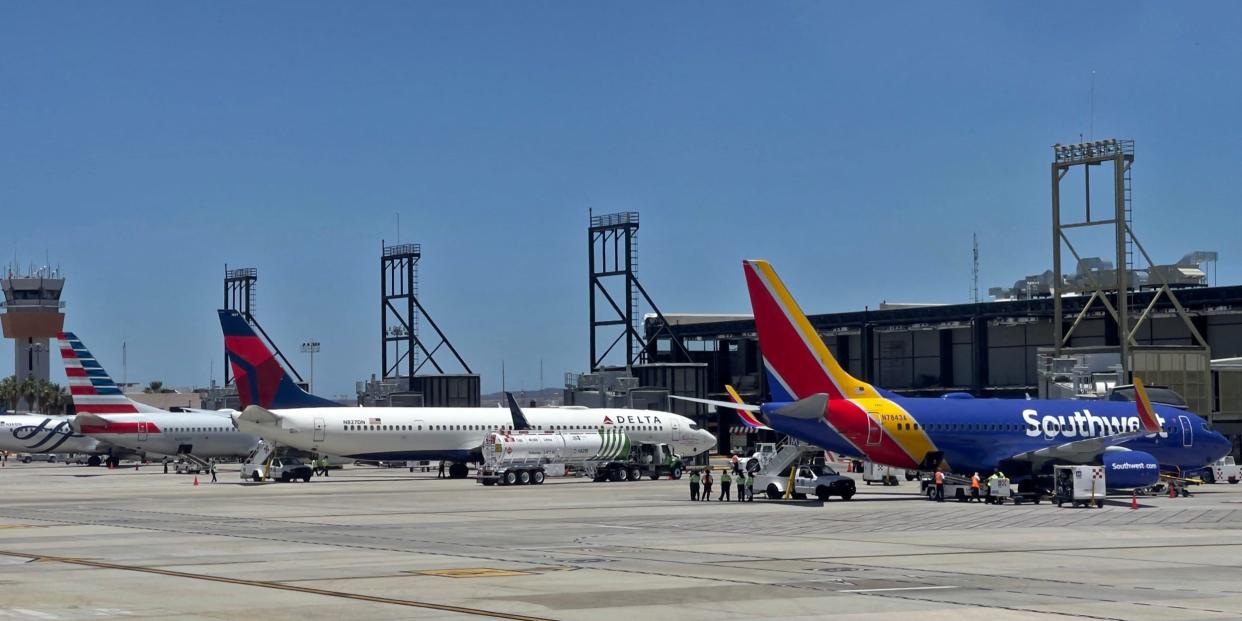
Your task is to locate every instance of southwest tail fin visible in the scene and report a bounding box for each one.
[742,260,877,401]
[724,385,770,430]
[1132,377,1162,434]
[56,332,150,414]
[218,309,337,409]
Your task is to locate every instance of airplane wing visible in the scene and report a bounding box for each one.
[239,405,283,425]
[669,394,762,412]
[1008,377,1163,466]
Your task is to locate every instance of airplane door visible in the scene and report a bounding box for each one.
[866,414,882,446]
[1179,415,1193,447]
[313,417,326,443]
[671,420,682,443]
[137,422,148,442]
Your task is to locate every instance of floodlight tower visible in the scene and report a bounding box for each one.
[1,264,66,409]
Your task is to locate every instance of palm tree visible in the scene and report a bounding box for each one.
[144,380,164,394]
[18,376,39,413]
[0,376,18,414]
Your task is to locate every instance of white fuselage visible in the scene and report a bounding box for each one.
[235,406,716,462]
[78,410,261,458]
[0,415,105,455]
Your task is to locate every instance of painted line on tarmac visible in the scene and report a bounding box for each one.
[0,550,557,621]
[839,585,959,593]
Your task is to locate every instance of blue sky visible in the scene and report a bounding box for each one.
[2,3,1239,396]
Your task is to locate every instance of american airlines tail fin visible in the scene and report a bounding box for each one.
[57,332,158,414]
[742,260,878,402]
[218,310,337,409]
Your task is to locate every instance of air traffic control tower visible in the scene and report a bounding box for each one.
[1,265,66,386]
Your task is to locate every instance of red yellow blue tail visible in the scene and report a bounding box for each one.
[1132,377,1162,434]
[743,260,878,402]
[725,384,770,430]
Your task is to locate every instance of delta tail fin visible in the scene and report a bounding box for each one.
[218,309,337,409]
[57,332,152,414]
[742,260,878,402]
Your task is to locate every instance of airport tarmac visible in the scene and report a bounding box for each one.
[2,463,1242,621]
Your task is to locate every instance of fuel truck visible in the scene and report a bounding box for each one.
[477,427,685,486]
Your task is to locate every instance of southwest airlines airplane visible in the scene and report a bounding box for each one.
[679,260,1231,493]
[58,332,260,464]
[219,310,716,478]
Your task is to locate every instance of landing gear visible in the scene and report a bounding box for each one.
[87,455,102,468]
[448,462,469,479]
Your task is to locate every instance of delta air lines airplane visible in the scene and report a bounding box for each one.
[219,310,716,478]
[677,260,1231,493]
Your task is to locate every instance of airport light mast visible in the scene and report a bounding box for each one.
[301,341,320,394]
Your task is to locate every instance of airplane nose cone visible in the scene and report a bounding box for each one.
[1213,431,1234,462]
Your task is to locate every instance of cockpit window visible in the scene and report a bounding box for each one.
[689,424,701,431]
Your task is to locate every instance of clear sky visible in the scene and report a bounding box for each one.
[2,3,1239,397]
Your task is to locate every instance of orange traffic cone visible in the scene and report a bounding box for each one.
[193,476,199,486]
[1131,491,1138,510]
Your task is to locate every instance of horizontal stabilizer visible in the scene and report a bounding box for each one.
[669,394,761,412]
[771,393,829,420]
[73,413,112,429]
[239,405,282,425]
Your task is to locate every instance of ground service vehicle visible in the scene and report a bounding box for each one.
[1054,465,1106,508]
[862,461,903,486]
[756,463,855,501]
[477,428,631,486]
[241,456,313,482]
[1204,457,1241,484]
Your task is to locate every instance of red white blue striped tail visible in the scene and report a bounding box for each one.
[57,332,140,414]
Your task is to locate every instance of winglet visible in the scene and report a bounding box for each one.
[725,385,770,430]
[1132,377,1162,434]
[505,392,531,431]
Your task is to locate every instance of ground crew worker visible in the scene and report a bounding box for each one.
[730,453,740,476]
[719,468,732,501]
[970,472,981,502]
[702,470,713,501]
[689,469,701,501]
[163,457,169,474]
[743,472,754,502]
[934,469,945,502]
[438,460,446,479]
[209,460,218,483]
[321,456,330,477]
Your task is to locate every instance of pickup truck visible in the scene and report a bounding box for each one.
[756,463,856,501]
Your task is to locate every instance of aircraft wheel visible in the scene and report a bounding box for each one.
[449,463,469,479]
[532,470,545,485]
[87,456,101,467]
[767,485,782,500]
